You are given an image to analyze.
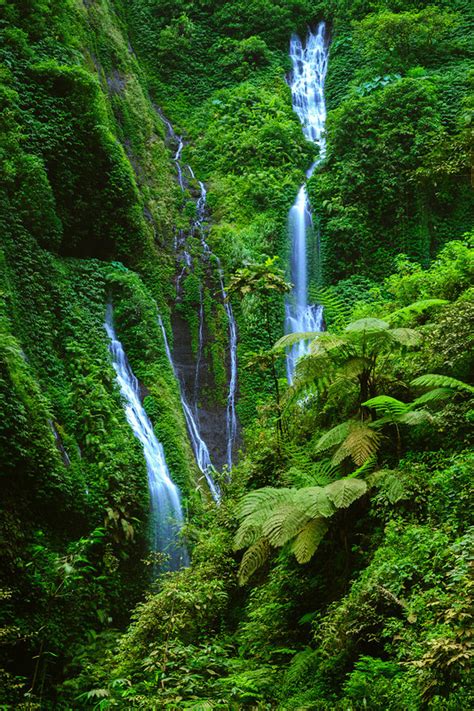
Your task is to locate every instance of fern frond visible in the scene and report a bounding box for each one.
[273,331,321,352]
[238,538,271,585]
[339,357,368,378]
[234,516,266,550]
[412,388,454,405]
[363,396,409,417]
[291,519,328,564]
[411,374,474,394]
[237,488,292,520]
[310,287,351,328]
[348,456,377,479]
[345,318,390,332]
[294,487,335,518]
[325,478,367,508]
[386,299,448,325]
[262,504,311,547]
[397,410,432,426]
[341,422,382,466]
[314,421,351,455]
[388,328,421,347]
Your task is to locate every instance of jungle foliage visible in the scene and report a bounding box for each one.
[0,0,473,709]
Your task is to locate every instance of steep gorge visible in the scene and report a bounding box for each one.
[0,0,473,707]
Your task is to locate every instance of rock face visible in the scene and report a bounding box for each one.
[171,309,231,472]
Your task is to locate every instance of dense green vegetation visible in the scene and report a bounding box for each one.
[0,0,473,708]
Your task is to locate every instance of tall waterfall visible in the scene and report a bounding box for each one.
[104,305,188,571]
[197,181,238,471]
[157,314,221,502]
[158,109,239,471]
[285,22,329,381]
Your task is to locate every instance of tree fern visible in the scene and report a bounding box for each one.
[294,487,335,518]
[291,519,328,563]
[238,538,271,585]
[237,488,292,521]
[235,477,367,583]
[411,374,474,395]
[325,478,367,508]
[262,504,311,547]
[314,421,351,455]
[386,299,448,325]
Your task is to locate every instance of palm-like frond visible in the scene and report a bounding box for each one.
[291,519,328,563]
[273,331,322,352]
[294,487,335,518]
[388,328,421,347]
[333,422,382,466]
[363,396,409,417]
[386,299,448,325]
[345,318,390,332]
[238,538,271,585]
[397,410,432,426]
[411,374,474,395]
[314,421,351,455]
[262,503,311,547]
[412,388,454,405]
[237,487,292,521]
[325,478,367,508]
[234,477,368,583]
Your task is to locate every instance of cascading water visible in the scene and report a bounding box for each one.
[104,305,188,571]
[285,22,329,382]
[198,190,238,470]
[157,108,239,471]
[157,314,221,502]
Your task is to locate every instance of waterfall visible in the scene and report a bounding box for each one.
[157,314,221,502]
[198,189,238,470]
[157,106,239,471]
[285,22,329,382]
[104,305,188,571]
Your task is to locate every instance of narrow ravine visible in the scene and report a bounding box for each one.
[104,304,189,571]
[285,22,329,382]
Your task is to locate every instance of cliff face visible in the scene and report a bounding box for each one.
[0,1,198,693]
[1,0,472,706]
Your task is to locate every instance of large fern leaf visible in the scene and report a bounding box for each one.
[411,374,474,394]
[398,410,432,426]
[314,421,351,455]
[273,331,321,352]
[294,487,335,518]
[388,328,421,347]
[338,422,381,466]
[291,519,328,564]
[363,396,409,417]
[325,478,367,508]
[238,538,271,585]
[412,388,454,405]
[345,318,390,332]
[262,504,311,547]
[386,299,448,325]
[237,488,292,520]
[234,516,266,551]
